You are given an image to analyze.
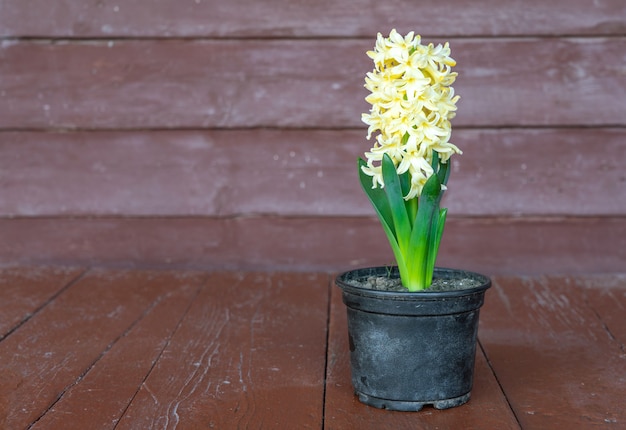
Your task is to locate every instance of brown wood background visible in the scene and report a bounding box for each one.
[0,0,625,274]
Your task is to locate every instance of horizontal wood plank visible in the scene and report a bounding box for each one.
[1,38,624,129]
[480,276,626,427]
[115,272,328,429]
[324,284,520,429]
[1,128,624,217]
[0,0,624,38]
[0,216,623,275]
[0,269,202,429]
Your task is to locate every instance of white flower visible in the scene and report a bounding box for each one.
[361,29,462,198]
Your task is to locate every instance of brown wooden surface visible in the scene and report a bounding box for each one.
[480,276,626,428]
[30,272,203,429]
[1,266,624,429]
[0,1,624,275]
[0,0,623,38]
[0,266,83,339]
[0,128,624,217]
[0,217,624,275]
[1,38,624,129]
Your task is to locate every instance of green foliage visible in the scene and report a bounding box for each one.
[358,153,449,291]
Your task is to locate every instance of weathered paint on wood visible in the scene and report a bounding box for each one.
[0,269,204,429]
[1,267,624,428]
[0,0,623,38]
[0,266,83,338]
[115,271,329,429]
[582,276,626,348]
[0,217,624,275]
[29,273,203,429]
[1,38,624,129]
[479,276,626,428]
[0,1,623,274]
[0,128,624,217]
[324,283,521,429]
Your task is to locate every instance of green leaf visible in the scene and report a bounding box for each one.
[357,158,410,285]
[438,159,451,187]
[425,207,447,285]
[357,154,449,292]
[398,170,417,225]
[381,154,412,255]
[358,158,395,237]
[399,169,411,200]
[406,173,444,290]
[431,151,440,171]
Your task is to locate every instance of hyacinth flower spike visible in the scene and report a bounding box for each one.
[359,29,461,291]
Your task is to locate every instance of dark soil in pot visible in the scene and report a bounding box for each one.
[335,266,491,411]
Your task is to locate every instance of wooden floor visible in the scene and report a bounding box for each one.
[0,267,624,429]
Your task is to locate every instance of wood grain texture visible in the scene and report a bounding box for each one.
[1,38,624,129]
[0,1,623,273]
[479,276,626,427]
[1,267,624,428]
[0,216,624,275]
[1,128,624,217]
[0,266,83,338]
[324,284,521,429]
[115,271,328,429]
[29,272,204,430]
[0,0,624,38]
[0,269,202,429]
[571,275,626,349]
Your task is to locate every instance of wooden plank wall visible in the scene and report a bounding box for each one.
[0,1,624,274]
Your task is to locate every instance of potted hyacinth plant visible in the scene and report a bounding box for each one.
[335,30,491,411]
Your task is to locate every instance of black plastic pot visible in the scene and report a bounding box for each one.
[335,266,491,411]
